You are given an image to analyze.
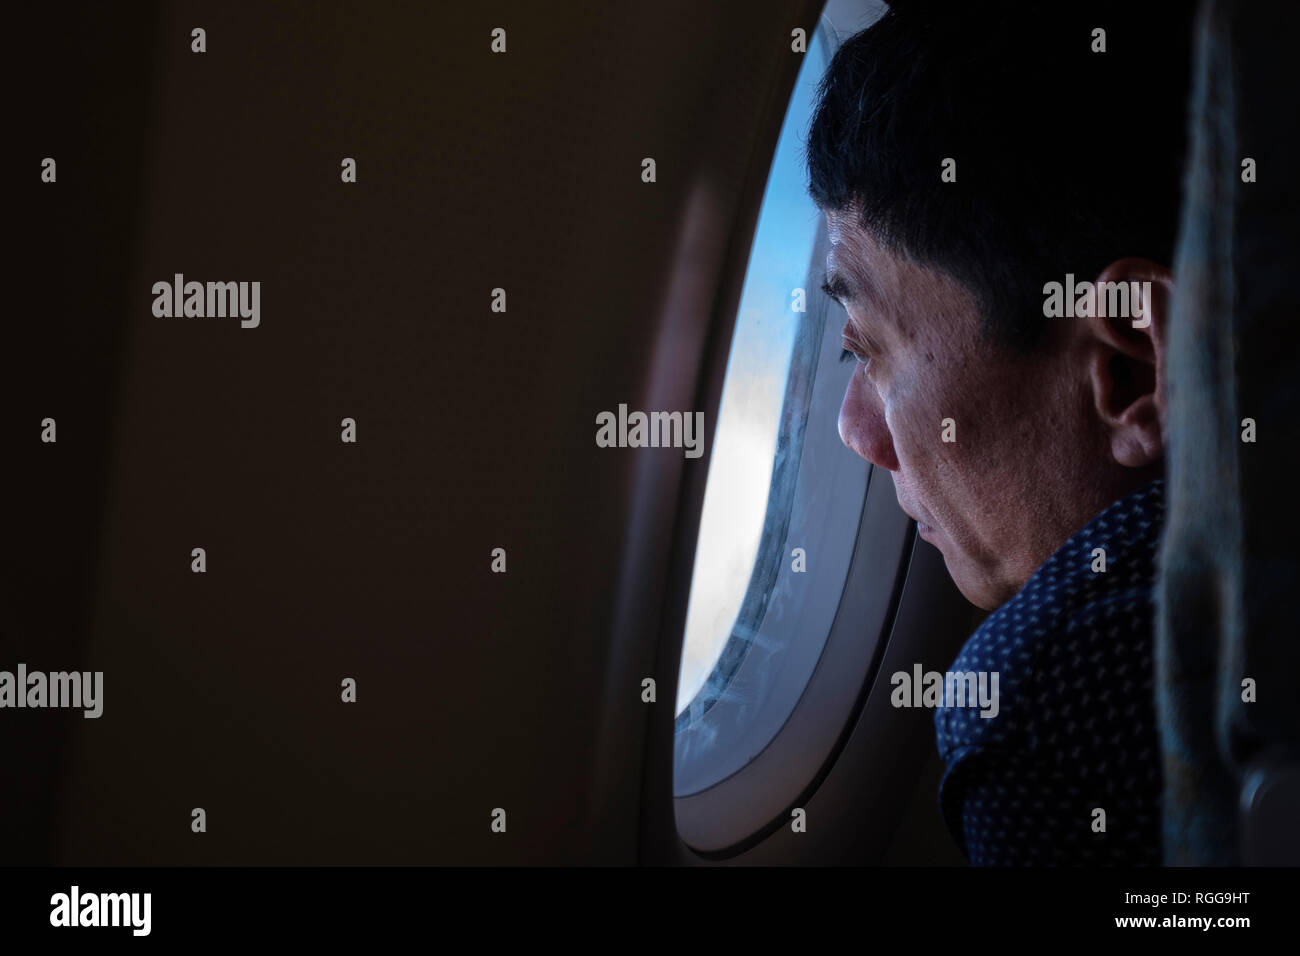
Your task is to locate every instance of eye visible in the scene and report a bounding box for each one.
[839,346,871,367]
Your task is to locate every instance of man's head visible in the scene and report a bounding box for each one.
[807,1,1194,609]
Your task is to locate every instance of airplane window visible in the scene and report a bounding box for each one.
[674,3,902,851]
[675,28,833,718]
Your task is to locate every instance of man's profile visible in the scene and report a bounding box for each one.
[805,0,1196,864]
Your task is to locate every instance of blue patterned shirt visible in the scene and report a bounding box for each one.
[934,479,1165,865]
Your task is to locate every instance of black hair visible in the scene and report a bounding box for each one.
[806,0,1196,351]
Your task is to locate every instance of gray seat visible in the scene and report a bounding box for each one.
[1157,0,1300,866]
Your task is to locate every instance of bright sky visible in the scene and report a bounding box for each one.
[677,37,830,715]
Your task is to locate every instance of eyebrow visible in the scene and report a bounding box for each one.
[821,269,858,305]
[821,266,883,311]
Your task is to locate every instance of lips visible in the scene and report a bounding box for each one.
[899,499,937,538]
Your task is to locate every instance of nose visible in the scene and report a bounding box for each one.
[838,370,899,471]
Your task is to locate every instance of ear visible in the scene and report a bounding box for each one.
[1080,258,1173,469]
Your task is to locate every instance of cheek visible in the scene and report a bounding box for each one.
[880,364,949,465]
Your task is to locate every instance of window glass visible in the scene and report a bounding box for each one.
[676,31,832,716]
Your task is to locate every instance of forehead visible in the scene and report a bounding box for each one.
[824,207,855,251]
[825,207,885,265]
[824,208,890,304]
[823,207,985,338]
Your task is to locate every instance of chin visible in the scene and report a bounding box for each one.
[941,554,1004,611]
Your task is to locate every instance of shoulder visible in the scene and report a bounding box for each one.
[934,482,1167,862]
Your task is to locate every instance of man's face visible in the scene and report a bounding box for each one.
[825,209,1110,610]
